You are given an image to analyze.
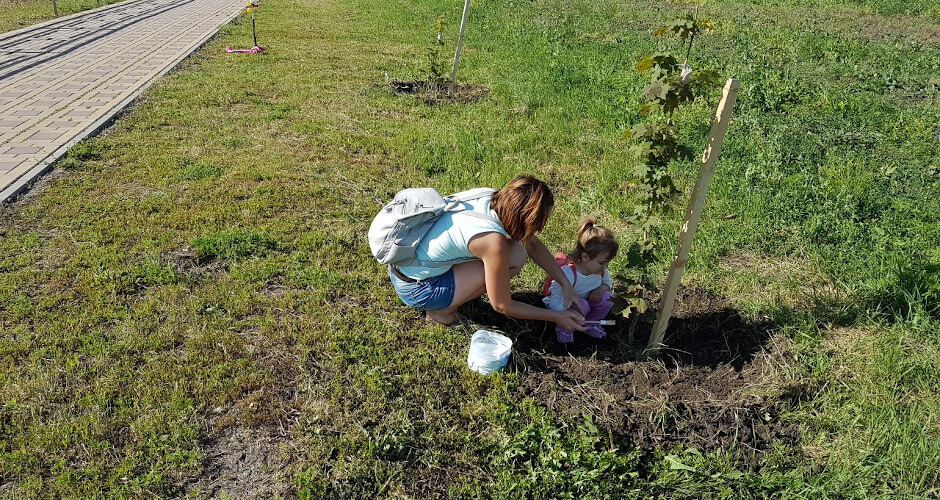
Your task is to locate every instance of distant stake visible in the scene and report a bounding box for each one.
[449,0,471,91]
[646,78,740,353]
[249,0,258,47]
[226,1,264,54]
[251,13,258,47]
[52,0,58,16]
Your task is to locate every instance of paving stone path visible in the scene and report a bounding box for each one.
[0,0,246,202]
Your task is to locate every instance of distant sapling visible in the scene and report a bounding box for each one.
[426,16,448,91]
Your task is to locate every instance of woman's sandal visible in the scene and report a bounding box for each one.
[426,313,474,330]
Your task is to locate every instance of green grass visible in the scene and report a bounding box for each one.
[1,0,940,497]
[0,0,127,33]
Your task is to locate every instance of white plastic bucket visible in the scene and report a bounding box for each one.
[467,330,512,375]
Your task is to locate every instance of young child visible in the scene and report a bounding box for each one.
[543,219,619,343]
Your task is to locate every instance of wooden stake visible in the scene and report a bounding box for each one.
[449,0,471,90]
[646,78,740,353]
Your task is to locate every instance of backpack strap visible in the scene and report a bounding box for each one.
[448,187,497,202]
[410,188,501,268]
[542,259,578,296]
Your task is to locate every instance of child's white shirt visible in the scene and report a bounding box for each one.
[543,265,613,311]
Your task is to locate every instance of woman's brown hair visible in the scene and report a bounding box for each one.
[491,175,554,245]
[568,218,619,263]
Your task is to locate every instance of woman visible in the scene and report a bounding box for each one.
[388,175,585,332]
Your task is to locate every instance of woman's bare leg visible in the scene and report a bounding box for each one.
[426,241,527,324]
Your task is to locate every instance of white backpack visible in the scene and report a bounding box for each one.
[368,187,498,268]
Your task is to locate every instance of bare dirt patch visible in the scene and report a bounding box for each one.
[186,425,297,499]
[184,328,304,498]
[467,287,810,466]
[388,79,489,105]
[161,244,229,277]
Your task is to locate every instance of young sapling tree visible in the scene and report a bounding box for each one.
[615,11,722,335]
[427,16,448,92]
[626,14,720,217]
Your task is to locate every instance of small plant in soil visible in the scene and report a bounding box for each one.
[388,15,489,104]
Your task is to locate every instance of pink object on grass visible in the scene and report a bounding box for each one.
[225,45,265,54]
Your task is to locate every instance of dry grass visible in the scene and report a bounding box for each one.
[712,250,844,311]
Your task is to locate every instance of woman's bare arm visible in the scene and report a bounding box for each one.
[524,235,582,313]
[469,233,584,330]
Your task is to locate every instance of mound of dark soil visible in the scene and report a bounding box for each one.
[465,287,810,466]
[388,79,488,104]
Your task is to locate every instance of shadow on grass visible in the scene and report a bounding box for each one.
[464,287,775,370]
[463,286,809,466]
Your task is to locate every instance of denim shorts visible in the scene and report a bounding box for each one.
[389,267,456,311]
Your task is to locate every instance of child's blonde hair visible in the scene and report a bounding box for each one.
[568,218,619,263]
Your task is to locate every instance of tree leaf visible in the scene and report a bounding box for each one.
[642,81,664,101]
[665,455,696,471]
[609,295,632,315]
[631,298,649,314]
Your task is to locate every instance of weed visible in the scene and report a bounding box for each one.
[175,160,225,181]
[191,229,278,260]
